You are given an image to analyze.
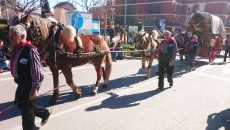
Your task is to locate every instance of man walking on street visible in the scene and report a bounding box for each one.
[157,30,178,90]
[9,24,52,130]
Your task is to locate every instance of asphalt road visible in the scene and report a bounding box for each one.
[1,54,230,130]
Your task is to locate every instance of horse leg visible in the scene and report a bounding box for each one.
[91,61,104,96]
[101,53,112,88]
[141,56,147,74]
[49,67,59,105]
[146,57,154,79]
[62,68,82,100]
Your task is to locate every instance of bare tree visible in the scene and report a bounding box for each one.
[89,0,114,39]
[165,13,187,26]
[69,0,100,12]
[7,0,44,13]
[134,12,147,28]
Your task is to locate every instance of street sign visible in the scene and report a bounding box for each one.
[71,12,83,29]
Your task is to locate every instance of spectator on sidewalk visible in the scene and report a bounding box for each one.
[119,26,125,42]
[109,27,115,44]
[116,42,126,60]
[110,43,117,62]
[0,40,10,73]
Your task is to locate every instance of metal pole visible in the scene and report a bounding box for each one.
[4,0,9,25]
[124,0,127,44]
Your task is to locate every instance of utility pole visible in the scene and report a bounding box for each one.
[124,0,127,44]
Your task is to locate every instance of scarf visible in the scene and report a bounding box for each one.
[158,37,173,58]
[10,40,36,77]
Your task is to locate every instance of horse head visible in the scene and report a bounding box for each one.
[7,13,60,60]
[151,30,158,40]
[134,30,150,50]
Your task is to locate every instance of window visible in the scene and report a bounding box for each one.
[146,0,161,2]
[198,3,206,12]
[145,3,162,14]
[187,5,194,12]
[123,5,136,15]
[111,0,115,6]
[175,4,177,11]
[123,0,136,4]
[144,16,162,26]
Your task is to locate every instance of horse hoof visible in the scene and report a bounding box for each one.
[145,77,150,80]
[75,93,81,100]
[48,99,57,105]
[90,92,97,96]
[102,84,108,88]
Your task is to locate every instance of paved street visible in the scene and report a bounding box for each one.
[1,54,230,130]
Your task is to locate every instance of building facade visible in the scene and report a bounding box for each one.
[53,2,76,25]
[113,0,230,32]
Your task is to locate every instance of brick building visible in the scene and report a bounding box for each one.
[113,0,230,33]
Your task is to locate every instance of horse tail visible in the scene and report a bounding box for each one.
[104,52,112,85]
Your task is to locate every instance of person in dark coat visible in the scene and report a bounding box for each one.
[185,35,200,72]
[109,27,115,44]
[224,36,230,62]
[9,24,52,130]
[157,30,178,90]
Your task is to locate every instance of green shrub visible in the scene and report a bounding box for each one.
[0,24,8,40]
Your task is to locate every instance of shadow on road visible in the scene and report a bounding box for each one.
[0,58,225,122]
[85,88,171,111]
[206,108,230,130]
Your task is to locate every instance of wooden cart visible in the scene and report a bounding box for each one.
[185,11,226,63]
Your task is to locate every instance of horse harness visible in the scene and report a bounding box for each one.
[19,17,109,60]
[59,36,109,59]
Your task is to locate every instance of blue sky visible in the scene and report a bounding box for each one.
[49,0,82,12]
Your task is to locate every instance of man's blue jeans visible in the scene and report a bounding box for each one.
[0,61,10,71]
[186,54,196,68]
[111,52,117,59]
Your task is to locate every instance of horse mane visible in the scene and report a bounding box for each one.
[10,14,54,59]
[62,25,76,42]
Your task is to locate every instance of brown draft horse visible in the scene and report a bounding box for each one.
[8,13,112,104]
[134,30,160,79]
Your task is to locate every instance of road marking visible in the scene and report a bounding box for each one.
[0,60,139,81]
[192,71,230,82]
[199,65,213,71]
[9,79,158,130]
[222,65,230,75]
